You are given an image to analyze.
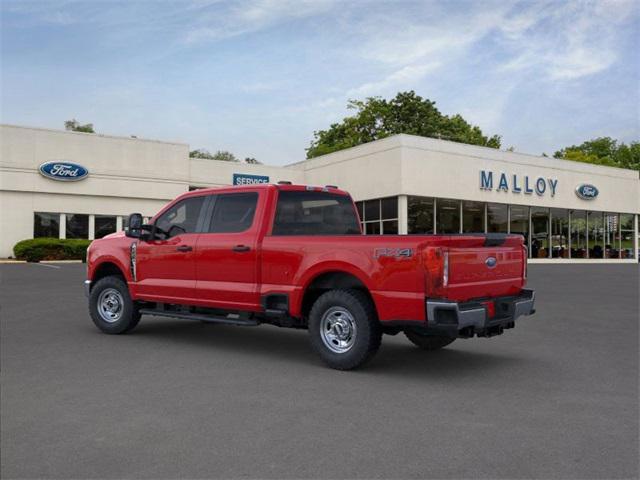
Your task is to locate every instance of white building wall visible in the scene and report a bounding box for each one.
[1,125,638,261]
[0,124,189,256]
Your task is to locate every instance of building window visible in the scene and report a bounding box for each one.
[34,212,60,238]
[509,206,529,254]
[588,211,604,258]
[487,203,508,233]
[95,215,117,239]
[462,201,485,233]
[66,214,89,239]
[436,199,460,234]
[551,209,569,258]
[531,208,550,259]
[571,210,587,258]
[604,213,620,259]
[620,214,635,259]
[408,196,434,234]
[356,197,398,235]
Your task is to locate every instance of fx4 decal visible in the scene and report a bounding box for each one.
[374,247,414,259]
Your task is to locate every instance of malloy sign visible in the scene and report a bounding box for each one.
[480,170,558,197]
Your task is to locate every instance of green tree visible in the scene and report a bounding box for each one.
[64,119,94,133]
[306,91,501,158]
[244,157,262,164]
[189,149,239,162]
[554,137,639,171]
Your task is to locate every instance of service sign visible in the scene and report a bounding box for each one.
[575,184,599,200]
[233,173,269,185]
[39,161,89,182]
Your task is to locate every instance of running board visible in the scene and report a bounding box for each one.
[139,309,260,326]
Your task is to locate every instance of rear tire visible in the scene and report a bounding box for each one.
[308,289,381,370]
[89,276,140,334]
[404,330,455,350]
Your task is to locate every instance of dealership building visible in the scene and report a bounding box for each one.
[1,123,638,262]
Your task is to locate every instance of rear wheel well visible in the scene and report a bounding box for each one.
[301,271,376,321]
[92,262,126,286]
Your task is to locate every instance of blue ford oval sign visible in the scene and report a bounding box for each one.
[39,161,89,182]
[575,184,598,200]
[485,256,497,268]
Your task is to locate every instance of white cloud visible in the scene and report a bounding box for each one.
[347,63,440,97]
[498,0,637,80]
[184,0,337,43]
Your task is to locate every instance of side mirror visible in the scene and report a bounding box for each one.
[125,213,143,238]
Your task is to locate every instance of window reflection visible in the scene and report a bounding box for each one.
[95,215,117,239]
[408,196,434,234]
[588,212,604,258]
[551,209,569,258]
[571,211,587,258]
[34,212,60,238]
[487,203,508,233]
[462,201,485,233]
[510,205,529,254]
[620,214,635,259]
[531,208,550,259]
[66,214,89,239]
[604,213,620,259]
[437,199,460,234]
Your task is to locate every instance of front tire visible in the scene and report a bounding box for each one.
[308,289,381,370]
[89,276,140,334]
[404,330,455,350]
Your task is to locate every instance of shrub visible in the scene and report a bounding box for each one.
[13,238,91,262]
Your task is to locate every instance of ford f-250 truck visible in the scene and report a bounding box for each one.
[85,183,535,370]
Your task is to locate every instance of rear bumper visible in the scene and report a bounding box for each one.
[425,289,535,338]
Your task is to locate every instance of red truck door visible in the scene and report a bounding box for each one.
[134,195,206,303]
[194,191,261,311]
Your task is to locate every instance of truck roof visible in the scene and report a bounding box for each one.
[180,183,351,199]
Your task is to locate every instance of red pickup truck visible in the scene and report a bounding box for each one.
[85,183,535,369]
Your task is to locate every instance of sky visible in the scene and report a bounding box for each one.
[1,0,639,165]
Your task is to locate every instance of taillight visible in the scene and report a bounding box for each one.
[423,247,446,296]
[443,251,449,287]
[523,245,528,280]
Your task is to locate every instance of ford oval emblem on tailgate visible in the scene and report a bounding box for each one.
[485,256,497,268]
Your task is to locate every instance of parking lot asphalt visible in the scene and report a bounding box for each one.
[1,263,638,479]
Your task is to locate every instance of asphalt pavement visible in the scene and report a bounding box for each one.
[1,263,638,479]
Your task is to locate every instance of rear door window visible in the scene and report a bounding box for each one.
[272,191,361,235]
[209,193,258,233]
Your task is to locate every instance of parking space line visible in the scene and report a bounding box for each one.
[31,263,61,269]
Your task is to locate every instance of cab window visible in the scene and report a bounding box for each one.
[272,191,361,235]
[155,196,205,239]
[208,193,258,233]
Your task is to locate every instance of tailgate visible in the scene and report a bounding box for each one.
[443,234,526,301]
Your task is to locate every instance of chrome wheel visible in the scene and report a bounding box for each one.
[320,306,357,354]
[97,288,124,323]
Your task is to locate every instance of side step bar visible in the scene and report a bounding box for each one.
[139,308,260,326]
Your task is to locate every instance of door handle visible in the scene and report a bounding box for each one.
[176,245,193,252]
[232,245,251,252]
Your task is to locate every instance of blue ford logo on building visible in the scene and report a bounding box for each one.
[575,184,598,200]
[485,256,497,268]
[39,161,89,182]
